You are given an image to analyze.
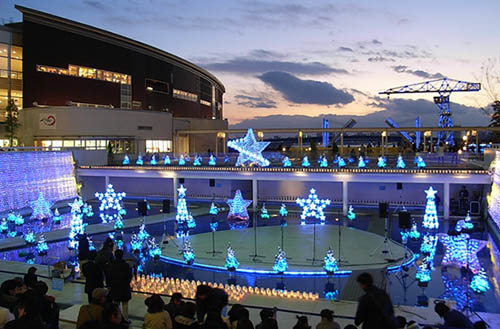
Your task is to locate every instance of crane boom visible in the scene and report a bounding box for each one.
[379,77,480,95]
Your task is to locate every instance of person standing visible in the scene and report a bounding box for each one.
[82,250,104,304]
[23,267,38,289]
[96,238,114,286]
[108,250,132,322]
[459,186,470,213]
[354,272,396,329]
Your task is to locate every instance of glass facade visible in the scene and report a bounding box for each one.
[35,138,134,153]
[36,64,131,85]
[146,140,172,153]
[0,41,23,113]
[173,88,198,102]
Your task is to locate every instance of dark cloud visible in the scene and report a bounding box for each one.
[368,56,395,62]
[82,0,111,12]
[338,46,354,52]
[202,58,348,76]
[248,49,284,59]
[392,66,444,79]
[258,71,354,105]
[363,48,432,60]
[234,95,277,109]
[372,39,382,45]
[231,98,489,129]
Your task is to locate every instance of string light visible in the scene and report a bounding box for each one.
[130,234,142,252]
[193,155,202,166]
[323,247,339,274]
[227,190,252,221]
[320,156,328,168]
[227,128,270,167]
[29,192,53,220]
[225,243,240,271]
[178,155,186,166]
[273,247,288,274]
[437,232,486,274]
[423,186,439,229]
[208,155,216,166]
[68,198,87,250]
[0,218,8,234]
[296,188,331,225]
[175,185,196,238]
[24,229,35,244]
[95,184,126,224]
[416,156,426,168]
[122,154,130,165]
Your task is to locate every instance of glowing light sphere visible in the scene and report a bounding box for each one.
[320,156,328,168]
[52,209,62,224]
[176,185,196,237]
[136,154,144,166]
[301,156,311,168]
[227,129,270,167]
[423,186,439,229]
[178,155,186,166]
[416,156,426,168]
[130,234,142,252]
[296,188,331,225]
[209,202,219,215]
[183,240,195,265]
[273,247,288,274]
[470,269,490,294]
[193,155,202,166]
[163,155,171,165]
[358,156,366,168]
[396,155,406,169]
[282,156,292,168]
[260,203,270,220]
[0,218,8,233]
[24,229,35,244]
[36,234,49,255]
[437,232,486,274]
[150,154,157,166]
[208,155,216,166]
[122,154,130,165]
[95,184,127,224]
[225,244,240,271]
[30,192,53,220]
[347,205,356,221]
[227,190,252,221]
[377,156,387,168]
[323,247,339,274]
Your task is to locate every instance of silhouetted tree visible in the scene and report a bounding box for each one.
[5,99,20,147]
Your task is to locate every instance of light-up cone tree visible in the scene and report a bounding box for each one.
[36,234,49,256]
[423,186,439,229]
[282,156,292,168]
[150,154,157,166]
[175,185,196,238]
[122,154,130,165]
[396,154,406,169]
[377,156,387,168]
[260,203,270,220]
[225,243,239,271]
[347,205,356,221]
[302,156,311,168]
[183,240,195,265]
[208,155,216,166]
[0,218,8,234]
[95,184,126,224]
[136,153,144,165]
[273,247,288,274]
[358,156,366,168]
[416,156,426,168]
[470,268,490,294]
[52,209,62,225]
[163,155,171,165]
[323,247,338,275]
[320,156,328,168]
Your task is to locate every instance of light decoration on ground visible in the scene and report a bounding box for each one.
[377,156,387,168]
[148,238,162,259]
[14,213,24,226]
[358,156,366,168]
[457,211,474,230]
[320,156,328,168]
[416,156,426,168]
[175,185,196,238]
[409,221,421,240]
[163,155,171,165]
[227,190,252,221]
[208,155,216,166]
[470,268,490,294]
[273,247,288,274]
[7,231,15,238]
[52,209,62,224]
[0,218,8,233]
[396,155,406,169]
[131,275,320,302]
[225,243,240,271]
[209,202,219,232]
[280,204,288,227]
[323,247,339,274]
[347,205,356,221]
[36,234,49,255]
[423,186,439,229]
[183,240,195,265]
[302,156,311,168]
[7,212,16,223]
[437,232,486,275]
[68,198,86,249]
[130,234,142,252]
[336,156,346,168]
[114,215,124,230]
[136,154,144,165]
[83,203,94,218]
[138,223,150,241]
[95,184,126,224]
[88,236,95,251]
[178,155,186,166]
[193,155,202,166]
[420,233,438,254]
[30,192,53,220]
[488,151,500,227]
[209,202,219,215]
[150,154,157,166]
[260,203,270,220]
[296,188,331,225]
[227,128,270,167]
[440,269,476,311]
[122,154,130,165]
[416,232,438,284]
[24,229,35,244]
[282,156,292,168]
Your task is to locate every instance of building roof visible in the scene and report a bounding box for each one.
[15,5,225,92]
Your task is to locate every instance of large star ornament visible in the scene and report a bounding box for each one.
[425,186,438,199]
[296,188,331,225]
[30,192,53,220]
[227,129,270,167]
[227,189,252,220]
[437,233,487,274]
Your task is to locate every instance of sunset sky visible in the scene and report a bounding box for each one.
[2,0,499,128]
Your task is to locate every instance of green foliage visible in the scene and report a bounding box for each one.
[4,99,20,147]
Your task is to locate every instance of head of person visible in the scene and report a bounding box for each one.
[396,316,407,328]
[103,302,122,325]
[356,272,373,291]
[89,250,97,261]
[181,302,197,320]
[1,280,17,296]
[170,292,183,305]
[473,321,488,329]
[320,309,334,322]
[259,308,274,322]
[17,294,41,319]
[195,284,212,302]
[114,249,124,261]
[13,277,27,295]
[33,281,48,297]
[406,320,419,329]
[92,288,108,305]
[434,302,450,318]
[145,294,165,313]
[104,237,114,249]
[295,315,309,327]
[27,267,37,276]
[210,288,228,314]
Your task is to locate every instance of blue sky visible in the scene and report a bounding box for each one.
[1,0,499,127]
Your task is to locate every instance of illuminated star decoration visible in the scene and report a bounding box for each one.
[437,232,487,274]
[227,190,252,220]
[95,184,126,223]
[227,128,270,167]
[30,192,53,220]
[296,188,331,225]
[440,269,476,310]
[423,186,439,229]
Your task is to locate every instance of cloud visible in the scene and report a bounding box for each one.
[338,46,354,52]
[258,71,354,105]
[368,56,395,62]
[372,39,382,45]
[202,58,348,76]
[234,95,277,108]
[82,0,111,12]
[392,66,445,79]
[231,98,490,129]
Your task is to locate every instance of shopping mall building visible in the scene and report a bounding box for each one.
[0,5,226,154]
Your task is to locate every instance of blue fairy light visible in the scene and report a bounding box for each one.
[178,155,186,166]
[193,155,202,166]
[320,156,328,168]
[130,234,142,252]
[227,190,252,221]
[470,269,490,294]
[0,218,8,233]
[95,184,126,224]
[24,229,35,244]
[323,247,338,274]
[209,202,219,215]
[30,192,53,220]
[273,247,288,274]
[176,185,196,237]
[225,243,240,271]
[122,154,130,165]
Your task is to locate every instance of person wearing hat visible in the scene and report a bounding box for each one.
[144,294,172,329]
[76,288,108,329]
[316,310,340,329]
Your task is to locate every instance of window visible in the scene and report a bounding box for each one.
[0,43,8,57]
[146,140,172,153]
[10,46,22,60]
[37,64,131,85]
[173,89,197,102]
[200,99,211,107]
[121,84,132,109]
[11,59,21,72]
[0,57,7,70]
[146,79,169,94]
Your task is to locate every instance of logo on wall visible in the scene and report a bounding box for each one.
[39,114,57,129]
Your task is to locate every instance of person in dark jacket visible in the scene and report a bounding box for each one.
[24,267,38,289]
[96,238,114,287]
[82,250,104,303]
[434,302,473,329]
[0,280,18,313]
[101,302,129,329]
[174,302,199,329]
[78,234,90,279]
[4,293,45,329]
[33,281,59,329]
[195,285,212,323]
[108,250,132,321]
[354,272,396,329]
[165,292,184,321]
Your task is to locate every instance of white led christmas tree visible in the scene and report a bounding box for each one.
[225,243,239,271]
[68,198,87,250]
[423,186,439,229]
[175,185,196,238]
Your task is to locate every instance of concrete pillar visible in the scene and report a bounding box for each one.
[342,181,348,216]
[173,176,178,207]
[252,179,258,212]
[340,133,344,156]
[444,182,450,220]
[215,135,219,156]
[105,176,109,188]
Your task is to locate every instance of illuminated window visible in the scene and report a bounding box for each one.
[37,64,131,85]
[200,99,211,107]
[146,140,172,153]
[10,46,22,60]
[173,89,197,102]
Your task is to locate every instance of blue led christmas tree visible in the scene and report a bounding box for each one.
[83,203,94,218]
[377,156,387,168]
[463,211,474,230]
[227,190,252,220]
[323,247,338,274]
[320,156,328,168]
[24,228,35,244]
[183,240,195,265]
[225,243,239,271]
[36,234,49,255]
[423,186,439,229]
[130,234,142,252]
[336,156,346,168]
[178,154,186,166]
[150,154,157,166]
[14,214,24,226]
[163,155,171,165]
[122,154,130,165]
[470,268,490,294]
[420,233,438,254]
[52,208,62,224]
[273,247,288,274]
[175,185,196,238]
[409,221,421,240]
[68,198,86,250]
[396,155,406,169]
[416,156,426,168]
[136,153,144,165]
[95,184,126,224]
[279,203,288,217]
[114,215,124,230]
[147,237,162,259]
[302,156,311,168]
[358,156,366,168]
[208,155,216,166]
[347,205,356,221]
[138,223,150,241]
[227,128,270,167]
[30,192,53,220]
[209,202,219,215]
[0,218,8,234]
[260,203,270,220]
[282,156,292,168]
[296,188,331,225]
